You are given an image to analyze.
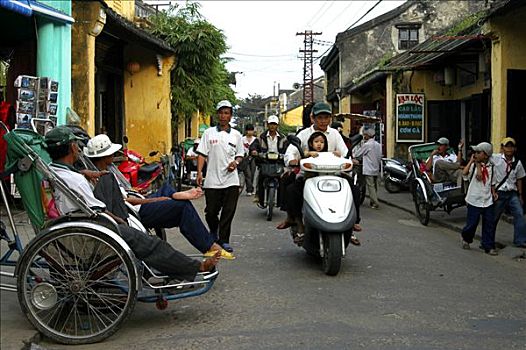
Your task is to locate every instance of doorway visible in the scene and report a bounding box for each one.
[427,100,461,147]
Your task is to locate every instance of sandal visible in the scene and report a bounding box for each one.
[276,220,296,230]
[353,224,362,232]
[350,235,361,246]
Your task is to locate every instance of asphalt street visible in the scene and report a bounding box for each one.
[1,194,525,350]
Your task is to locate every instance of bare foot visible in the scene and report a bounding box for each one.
[200,250,220,272]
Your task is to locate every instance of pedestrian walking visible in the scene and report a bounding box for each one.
[460,142,498,255]
[196,100,244,253]
[353,128,382,209]
[241,124,257,196]
[491,137,526,248]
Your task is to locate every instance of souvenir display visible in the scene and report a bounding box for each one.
[14,75,59,128]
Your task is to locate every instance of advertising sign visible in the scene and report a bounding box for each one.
[396,93,424,142]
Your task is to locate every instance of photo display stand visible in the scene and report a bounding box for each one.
[14,75,58,129]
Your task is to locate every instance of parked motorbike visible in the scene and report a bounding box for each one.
[255,152,284,221]
[287,135,356,276]
[383,157,413,193]
[117,136,164,195]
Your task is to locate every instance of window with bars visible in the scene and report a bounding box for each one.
[398,28,419,50]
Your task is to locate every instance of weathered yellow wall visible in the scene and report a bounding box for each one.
[340,95,351,134]
[123,45,174,157]
[71,1,102,136]
[385,74,395,158]
[282,106,303,127]
[408,70,487,102]
[104,0,134,21]
[486,7,526,146]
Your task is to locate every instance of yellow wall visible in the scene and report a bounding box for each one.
[123,45,175,157]
[104,0,134,21]
[71,1,103,136]
[385,74,395,158]
[282,106,303,127]
[486,7,526,146]
[340,95,351,134]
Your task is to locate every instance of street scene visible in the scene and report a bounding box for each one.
[1,0,526,349]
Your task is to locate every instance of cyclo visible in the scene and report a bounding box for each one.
[255,151,285,221]
[0,122,218,345]
[409,142,465,225]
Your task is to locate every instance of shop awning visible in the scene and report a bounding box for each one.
[0,0,74,24]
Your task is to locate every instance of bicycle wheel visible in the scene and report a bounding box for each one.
[17,227,138,344]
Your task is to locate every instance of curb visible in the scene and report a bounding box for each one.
[375,196,507,249]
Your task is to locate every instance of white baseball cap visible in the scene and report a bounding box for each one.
[84,134,122,158]
[267,115,279,124]
[216,100,233,111]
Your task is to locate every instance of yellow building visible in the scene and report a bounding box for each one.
[281,105,303,127]
[71,0,175,157]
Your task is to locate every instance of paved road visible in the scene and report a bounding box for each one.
[1,195,525,349]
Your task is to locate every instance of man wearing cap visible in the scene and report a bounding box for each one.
[196,100,244,253]
[491,137,526,248]
[44,127,220,281]
[250,115,287,205]
[353,128,382,209]
[84,134,234,260]
[425,137,464,185]
[461,141,498,255]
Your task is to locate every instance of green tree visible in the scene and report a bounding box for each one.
[149,2,236,122]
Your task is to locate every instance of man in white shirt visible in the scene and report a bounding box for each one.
[197,100,244,253]
[44,127,220,281]
[425,137,464,185]
[250,115,287,206]
[491,137,526,248]
[353,128,382,209]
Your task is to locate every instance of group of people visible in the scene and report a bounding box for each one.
[426,136,525,255]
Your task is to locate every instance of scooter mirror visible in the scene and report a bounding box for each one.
[123,135,129,144]
[149,151,159,157]
[349,134,363,149]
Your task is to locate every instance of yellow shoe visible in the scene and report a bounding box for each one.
[204,249,236,260]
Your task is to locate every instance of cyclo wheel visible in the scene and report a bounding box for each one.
[321,233,343,276]
[266,186,275,221]
[413,181,430,225]
[17,227,138,344]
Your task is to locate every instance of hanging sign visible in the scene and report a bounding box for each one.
[396,93,424,142]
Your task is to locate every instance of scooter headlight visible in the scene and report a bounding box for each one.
[303,162,315,170]
[317,179,341,192]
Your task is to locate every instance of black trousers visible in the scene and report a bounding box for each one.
[118,224,201,281]
[204,186,240,244]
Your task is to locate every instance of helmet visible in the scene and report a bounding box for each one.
[267,115,279,124]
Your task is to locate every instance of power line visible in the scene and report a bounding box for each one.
[228,52,296,58]
[344,0,383,32]
[308,1,335,29]
[304,1,332,28]
[313,0,384,64]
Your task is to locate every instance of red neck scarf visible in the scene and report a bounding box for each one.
[481,163,489,185]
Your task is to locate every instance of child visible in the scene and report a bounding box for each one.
[461,142,498,255]
[305,131,328,158]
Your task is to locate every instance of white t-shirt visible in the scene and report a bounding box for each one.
[197,126,244,189]
[241,135,256,155]
[463,162,496,208]
[50,164,106,214]
[284,126,349,166]
[265,132,279,153]
[491,153,526,192]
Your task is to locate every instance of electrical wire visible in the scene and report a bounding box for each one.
[304,1,333,29]
[308,1,336,29]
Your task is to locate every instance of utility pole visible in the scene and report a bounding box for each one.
[297,30,322,106]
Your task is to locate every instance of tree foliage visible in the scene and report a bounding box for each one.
[149,2,236,121]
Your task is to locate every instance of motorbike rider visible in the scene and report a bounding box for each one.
[250,115,287,206]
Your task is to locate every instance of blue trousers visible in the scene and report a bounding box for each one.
[461,204,496,250]
[139,183,215,253]
[494,191,526,246]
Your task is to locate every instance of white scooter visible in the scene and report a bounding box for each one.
[288,136,357,275]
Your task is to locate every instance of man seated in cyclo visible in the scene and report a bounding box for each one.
[277,102,362,245]
[425,137,464,186]
[249,115,287,206]
[83,134,234,260]
[44,126,221,281]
